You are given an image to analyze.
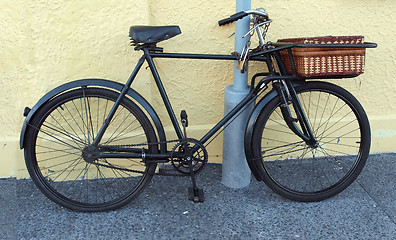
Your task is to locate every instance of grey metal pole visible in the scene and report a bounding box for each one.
[222,0,252,188]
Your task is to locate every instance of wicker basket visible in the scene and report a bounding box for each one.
[278,36,366,77]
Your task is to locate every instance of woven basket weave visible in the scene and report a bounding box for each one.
[278,36,365,77]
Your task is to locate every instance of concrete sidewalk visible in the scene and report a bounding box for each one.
[1,153,395,239]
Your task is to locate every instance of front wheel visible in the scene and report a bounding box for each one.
[24,87,157,211]
[251,81,370,202]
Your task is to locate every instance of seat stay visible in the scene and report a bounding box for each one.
[92,56,146,146]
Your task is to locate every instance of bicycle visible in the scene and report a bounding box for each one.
[20,8,377,212]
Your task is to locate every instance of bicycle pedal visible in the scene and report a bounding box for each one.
[180,110,189,138]
[180,110,188,127]
[188,187,204,203]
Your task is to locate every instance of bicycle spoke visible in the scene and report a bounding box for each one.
[315,93,331,136]
[36,144,80,156]
[37,151,81,165]
[263,126,297,136]
[299,91,315,133]
[68,100,89,142]
[318,119,357,142]
[30,123,82,151]
[50,111,85,147]
[262,145,308,159]
[41,122,86,147]
[261,136,299,145]
[104,119,141,145]
[315,100,345,138]
[261,140,304,152]
[82,88,92,144]
[47,156,84,181]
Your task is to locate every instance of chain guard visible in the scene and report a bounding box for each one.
[99,138,208,176]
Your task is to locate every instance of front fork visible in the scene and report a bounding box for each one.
[273,80,318,148]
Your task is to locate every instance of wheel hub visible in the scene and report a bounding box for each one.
[307,139,319,149]
[311,141,319,149]
[82,145,99,163]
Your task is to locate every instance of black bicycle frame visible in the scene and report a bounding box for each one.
[92,45,311,161]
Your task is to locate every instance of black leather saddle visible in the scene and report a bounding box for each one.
[129,26,181,44]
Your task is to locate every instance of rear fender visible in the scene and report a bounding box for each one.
[20,79,166,152]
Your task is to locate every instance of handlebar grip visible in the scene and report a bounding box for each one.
[218,17,233,26]
[218,11,248,26]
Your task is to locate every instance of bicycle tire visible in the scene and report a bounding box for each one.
[24,87,157,212]
[251,81,370,202]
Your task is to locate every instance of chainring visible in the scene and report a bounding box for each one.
[170,138,208,174]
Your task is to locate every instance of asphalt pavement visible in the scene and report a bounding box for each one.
[1,153,395,239]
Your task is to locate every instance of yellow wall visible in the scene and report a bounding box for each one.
[1,0,395,177]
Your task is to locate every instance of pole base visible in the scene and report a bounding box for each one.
[222,85,253,189]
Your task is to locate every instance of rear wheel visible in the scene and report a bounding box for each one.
[251,81,370,201]
[24,87,157,211]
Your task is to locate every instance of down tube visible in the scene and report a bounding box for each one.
[200,91,256,144]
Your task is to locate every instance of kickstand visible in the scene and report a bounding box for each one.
[187,159,204,203]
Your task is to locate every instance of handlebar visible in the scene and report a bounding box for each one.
[218,9,269,26]
[218,11,248,26]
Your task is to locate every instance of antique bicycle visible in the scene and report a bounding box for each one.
[20,8,377,212]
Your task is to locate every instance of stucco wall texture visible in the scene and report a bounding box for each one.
[0,0,395,177]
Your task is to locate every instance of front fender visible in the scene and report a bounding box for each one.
[244,88,278,181]
[244,81,304,181]
[20,79,166,151]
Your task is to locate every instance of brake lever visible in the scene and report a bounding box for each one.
[243,20,272,38]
